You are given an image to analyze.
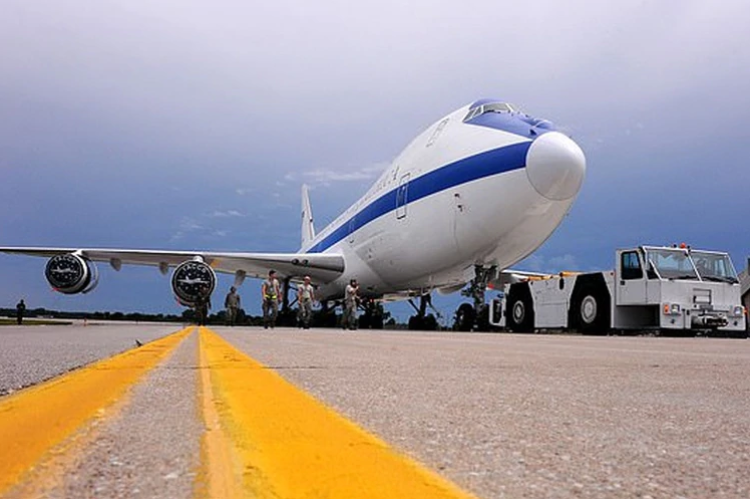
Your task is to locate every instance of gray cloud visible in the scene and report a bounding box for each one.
[285,161,389,188]
[209,210,245,218]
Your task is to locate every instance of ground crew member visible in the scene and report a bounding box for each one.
[262,270,281,329]
[343,279,359,330]
[16,299,26,325]
[297,275,315,329]
[195,285,211,326]
[224,286,241,326]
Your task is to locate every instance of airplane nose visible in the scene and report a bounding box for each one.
[525,132,586,201]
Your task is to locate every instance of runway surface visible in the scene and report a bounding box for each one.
[0,323,178,396]
[1,324,749,498]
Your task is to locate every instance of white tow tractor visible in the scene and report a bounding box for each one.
[489,245,747,336]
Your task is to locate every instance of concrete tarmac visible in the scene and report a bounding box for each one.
[0,323,179,396]
[1,324,749,498]
[220,328,750,498]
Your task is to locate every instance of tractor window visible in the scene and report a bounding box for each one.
[621,251,643,280]
[644,248,699,280]
[691,251,739,283]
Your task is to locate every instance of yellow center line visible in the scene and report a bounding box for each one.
[198,327,480,499]
[0,327,193,494]
[196,326,245,498]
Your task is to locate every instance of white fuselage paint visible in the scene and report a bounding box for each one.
[304,102,585,301]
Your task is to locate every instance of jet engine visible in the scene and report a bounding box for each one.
[171,260,216,307]
[45,253,99,294]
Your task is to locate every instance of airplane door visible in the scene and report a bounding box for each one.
[396,174,410,219]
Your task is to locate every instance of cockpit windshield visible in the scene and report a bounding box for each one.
[690,251,739,283]
[644,248,699,280]
[464,102,520,121]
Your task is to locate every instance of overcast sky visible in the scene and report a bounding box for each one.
[1,1,748,321]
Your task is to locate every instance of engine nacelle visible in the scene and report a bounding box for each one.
[45,253,99,294]
[171,260,216,307]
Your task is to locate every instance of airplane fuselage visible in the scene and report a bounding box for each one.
[305,100,586,301]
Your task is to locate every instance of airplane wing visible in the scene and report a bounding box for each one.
[0,247,345,283]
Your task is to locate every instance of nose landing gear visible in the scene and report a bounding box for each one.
[454,265,496,331]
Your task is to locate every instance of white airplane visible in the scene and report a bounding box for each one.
[1,99,585,329]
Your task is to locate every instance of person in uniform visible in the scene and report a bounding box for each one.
[297,276,315,329]
[195,285,211,326]
[16,299,26,325]
[261,270,281,329]
[343,279,359,330]
[224,286,241,326]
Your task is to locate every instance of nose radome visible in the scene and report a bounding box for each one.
[525,132,586,201]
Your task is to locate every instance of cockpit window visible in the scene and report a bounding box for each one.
[464,102,519,122]
[465,107,481,121]
[484,102,515,113]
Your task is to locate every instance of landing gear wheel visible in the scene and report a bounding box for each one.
[408,315,422,330]
[475,304,490,332]
[454,303,475,332]
[408,314,438,331]
[369,315,384,330]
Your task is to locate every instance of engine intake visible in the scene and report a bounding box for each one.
[45,253,99,294]
[171,260,216,307]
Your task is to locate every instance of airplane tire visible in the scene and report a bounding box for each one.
[475,304,490,332]
[408,315,422,330]
[408,314,438,330]
[369,315,384,329]
[506,284,534,333]
[572,283,610,335]
[454,303,475,332]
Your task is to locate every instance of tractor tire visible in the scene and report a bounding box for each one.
[506,284,534,333]
[571,283,611,335]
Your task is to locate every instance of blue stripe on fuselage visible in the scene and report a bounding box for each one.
[305,141,531,254]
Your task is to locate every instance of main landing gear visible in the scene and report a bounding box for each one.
[311,297,384,329]
[359,297,384,329]
[277,276,300,327]
[407,294,440,330]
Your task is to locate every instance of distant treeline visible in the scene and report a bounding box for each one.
[0,306,265,325]
[1,307,186,323]
[0,307,402,329]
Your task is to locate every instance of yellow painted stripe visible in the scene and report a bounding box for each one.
[198,327,480,499]
[196,326,245,498]
[0,327,192,494]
